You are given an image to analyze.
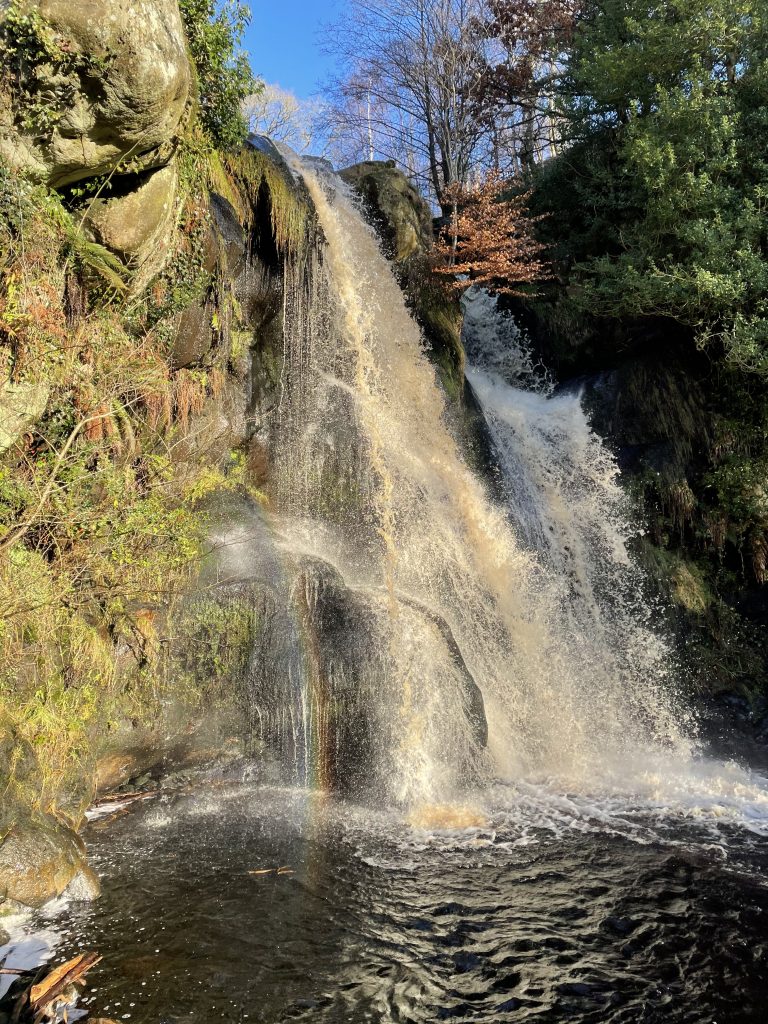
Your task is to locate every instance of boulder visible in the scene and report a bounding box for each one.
[64,864,101,901]
[0,818,95,909]
[340,160,434,262]
[172,297,216,370]
[210,193,247,278]
[0,0,192,187]
[82,163,178,270]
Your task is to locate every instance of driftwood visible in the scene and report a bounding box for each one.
[9,952,101,1024]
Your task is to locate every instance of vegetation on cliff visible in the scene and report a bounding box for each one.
[179,0,257,149]
[0,0,282,844]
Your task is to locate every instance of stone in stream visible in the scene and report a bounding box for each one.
[0,818,99,910]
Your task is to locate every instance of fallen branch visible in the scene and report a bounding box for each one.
[11,952,101,1024]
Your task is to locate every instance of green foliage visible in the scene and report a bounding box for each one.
[541,0,768,370]
[178,0,257,150]
[0,159,231,819]
[172,593,260,700]
[528,3,768,692]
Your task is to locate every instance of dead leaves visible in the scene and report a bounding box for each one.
[433,170,549,295]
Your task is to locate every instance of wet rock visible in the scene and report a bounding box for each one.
[0,0,192,187]
[95,752,145,793]
[211,193,247,278]
[172,296,215,369]
[340,161,433,262]
[397,593,488,748]
[63,864,101,901]
[0,819,89,909]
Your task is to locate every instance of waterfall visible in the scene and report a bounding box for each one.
[233,153,698,811]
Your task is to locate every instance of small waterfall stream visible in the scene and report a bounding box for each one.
[244,155,698,811]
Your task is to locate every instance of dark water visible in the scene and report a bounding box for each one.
[46,783,768,1024]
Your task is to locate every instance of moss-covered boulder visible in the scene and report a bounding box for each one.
[340,160,433,262]
[0,817,99,909]
[82,164,178,274]
[0,0,192,187]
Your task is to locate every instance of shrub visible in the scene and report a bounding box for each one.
[178,0,257,150]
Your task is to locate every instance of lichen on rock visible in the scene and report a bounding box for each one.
[0,0,192,188]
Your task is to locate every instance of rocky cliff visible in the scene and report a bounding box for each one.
[0,0,311,910]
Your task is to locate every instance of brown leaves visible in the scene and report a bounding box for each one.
[433,171,548,295]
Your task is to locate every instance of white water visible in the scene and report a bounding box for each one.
[237,152,768,832]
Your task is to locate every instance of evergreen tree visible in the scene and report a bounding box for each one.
[542,0,768,373]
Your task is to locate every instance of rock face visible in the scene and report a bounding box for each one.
[0,818,99,909]
[83,164,178,269]
[0,0,192,187]
[340,161,433,262]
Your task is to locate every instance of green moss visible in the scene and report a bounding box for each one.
[170,592,260,704]
[397,253,465,400]
[223,148,310,252]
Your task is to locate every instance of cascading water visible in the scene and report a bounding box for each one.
[245,153,709,814]
[29,152,768,1024]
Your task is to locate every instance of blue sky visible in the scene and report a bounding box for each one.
[244,1,346,99]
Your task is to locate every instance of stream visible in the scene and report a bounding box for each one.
[34,778,768,1023]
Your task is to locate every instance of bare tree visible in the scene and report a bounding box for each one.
[322,0,492,211]
[479,1,580,172]
[243,83,329,156]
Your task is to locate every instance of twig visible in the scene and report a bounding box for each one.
[0,410,115,555]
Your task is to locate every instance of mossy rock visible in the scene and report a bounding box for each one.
[340,160,433,263]
[82,163,178,276]
[0,0,192,187]
[0,815,98,909]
